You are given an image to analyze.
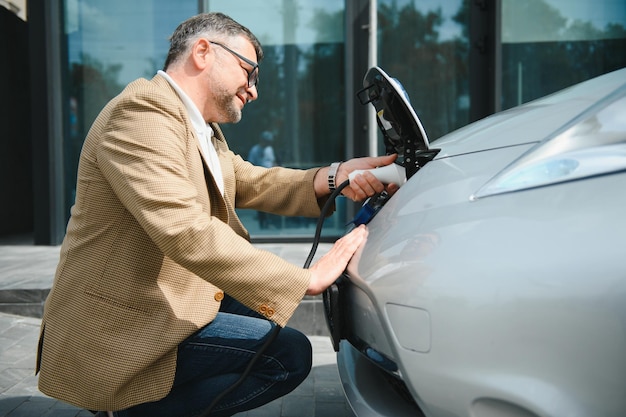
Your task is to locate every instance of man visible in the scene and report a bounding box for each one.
[36,12,398,417]
[248,131,279,229]
[247,130,277,168]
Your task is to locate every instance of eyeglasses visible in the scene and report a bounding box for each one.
[209,41,259,88]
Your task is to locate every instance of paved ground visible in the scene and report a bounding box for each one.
[0,242,354,417]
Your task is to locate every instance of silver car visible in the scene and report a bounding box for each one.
[326,67,626,417]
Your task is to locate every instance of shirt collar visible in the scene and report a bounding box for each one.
[157,70,214,137]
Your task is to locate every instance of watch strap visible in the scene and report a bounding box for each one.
[328,162,342,191]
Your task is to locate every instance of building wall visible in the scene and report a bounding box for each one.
[0,0,625,244]
[0,6,32,236]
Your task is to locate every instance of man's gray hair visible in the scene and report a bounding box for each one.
[163,12,263,70]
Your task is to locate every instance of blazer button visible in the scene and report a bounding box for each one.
[259,304,268,314]
[266,307,275,317]
[214,291,225,302]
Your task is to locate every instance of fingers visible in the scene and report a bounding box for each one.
[339,154,399,202]
[385,182,400,196]
[307,225,368,295]
[332,224,368,257]
[344,171,392,201]
[347,173,376,201]
[374,153,398,166]
[357,154,398,169]
[319,225,367,272]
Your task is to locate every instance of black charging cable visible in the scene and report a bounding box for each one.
[304,179,351,268]
[199,179,351,416]
[199,324,281,416]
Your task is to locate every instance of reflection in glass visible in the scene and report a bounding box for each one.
[206,1,348,239]
[63,0,198,220]
[377,0,470,143]
[501,0,626,110]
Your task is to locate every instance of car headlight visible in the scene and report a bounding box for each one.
[471,86,626,200]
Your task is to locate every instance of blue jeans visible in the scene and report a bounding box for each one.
[117,296,312,417]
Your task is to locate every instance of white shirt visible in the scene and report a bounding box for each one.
[158,70,225,196]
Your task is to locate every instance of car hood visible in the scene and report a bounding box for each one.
[430,68,626,159]
[350,67,626,283]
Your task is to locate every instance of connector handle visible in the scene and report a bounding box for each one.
[348,163,406,186]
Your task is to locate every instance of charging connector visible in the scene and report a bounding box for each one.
[348,163,406,186]
[349,190,391,227]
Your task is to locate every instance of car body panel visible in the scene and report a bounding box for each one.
[349,170,626,417]
[334,67,626,417]
[434,68,626,158]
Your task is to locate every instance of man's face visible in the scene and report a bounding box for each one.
[206,37,259,124]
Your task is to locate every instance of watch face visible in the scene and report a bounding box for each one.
[357,66,434,179]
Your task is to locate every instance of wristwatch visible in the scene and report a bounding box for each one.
[328,162,342,191]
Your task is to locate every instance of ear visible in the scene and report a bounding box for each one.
[191,38,212,70]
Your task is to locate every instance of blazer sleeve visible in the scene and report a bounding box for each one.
[210,123,329,218]
[233,152,326,217]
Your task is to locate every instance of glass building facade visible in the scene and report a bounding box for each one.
[11,0,626,244]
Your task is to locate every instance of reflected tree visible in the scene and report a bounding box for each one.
[299,7,345,164]
[501,0,626,109]
[378,1,470,140]
[221,4,346,169]
[64,55,125,217]
[69,54,125,133]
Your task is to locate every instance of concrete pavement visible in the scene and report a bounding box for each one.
[0,241,354,417]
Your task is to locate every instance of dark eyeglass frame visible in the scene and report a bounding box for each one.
[209,41,259,88]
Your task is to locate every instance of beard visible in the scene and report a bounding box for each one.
[211,78,243,123]
[215,92,242,123]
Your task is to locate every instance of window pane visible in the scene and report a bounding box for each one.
[501,0,626,110]
[377,0,470,142]
[206,1,348,239]
[63,0,198,215]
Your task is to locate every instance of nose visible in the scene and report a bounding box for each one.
[246,84,258,102]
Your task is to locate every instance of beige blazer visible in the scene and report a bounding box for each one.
[37,74,324,411]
